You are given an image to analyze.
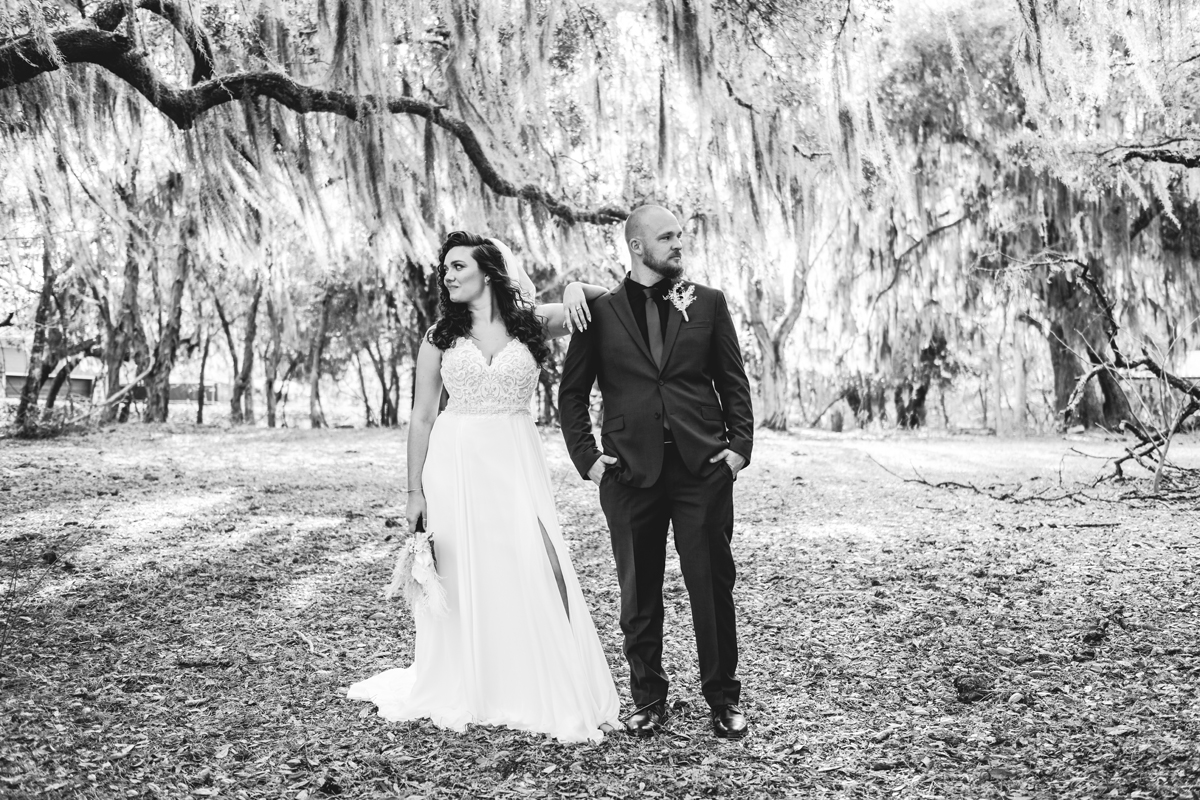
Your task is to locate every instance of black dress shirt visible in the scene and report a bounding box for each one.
[623,275,671,349]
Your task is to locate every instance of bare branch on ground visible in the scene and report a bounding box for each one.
[867,454,1094,505]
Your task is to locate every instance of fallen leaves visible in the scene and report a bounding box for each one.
[110,743,137,759]
[1102,724,1138,737]
[1,427,1199,799]
[953,673,997,703]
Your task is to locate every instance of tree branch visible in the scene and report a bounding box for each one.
[1062,363,1105,424]
[806,391,845,428]
[1128,198,1162,242]
[1121,149,1200,169]
[1016,311,1046,335]
[1035,252,1200,404]
[65,357,158,425]
[0,26,628,226]
[56,335,102,360]
[91,0,215,84]
[867,212,972,314]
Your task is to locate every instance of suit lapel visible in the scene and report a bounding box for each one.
[608,282,657,367]
[660,300,683,371]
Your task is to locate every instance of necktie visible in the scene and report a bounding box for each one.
[644,287,664,368]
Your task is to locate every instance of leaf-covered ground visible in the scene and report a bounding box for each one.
[1,426,1198,799]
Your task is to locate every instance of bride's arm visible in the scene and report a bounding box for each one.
[501,249,607,337]
[536,281,609,338]
[406,336,443,533]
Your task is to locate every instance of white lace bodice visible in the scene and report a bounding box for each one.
[441,337,539,416]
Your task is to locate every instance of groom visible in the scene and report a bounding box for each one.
[560,204,754,739]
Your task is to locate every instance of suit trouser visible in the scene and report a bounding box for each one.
[598,442,740,709]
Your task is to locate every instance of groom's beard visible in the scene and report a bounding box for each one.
[645,253,684,281]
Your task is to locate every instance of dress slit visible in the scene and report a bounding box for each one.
[538,516,570,620]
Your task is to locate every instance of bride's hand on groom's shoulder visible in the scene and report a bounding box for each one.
[561,282,592,333]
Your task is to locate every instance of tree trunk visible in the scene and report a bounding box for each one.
[264,362,278,428]
[1014,326,1028,435]
[100,233,147,425]
[224,279,262,425]
[309,289,332,429]
[197,332,210,424]
[1044,267,1134,429]
[15,239,56,430]
[844,379,864,425]
[1087,342,1135,430]
[402,259,441,410]
[240,336,258,425]
[992,335,1004,435]
[354,353,376,427]
[143,220,194,423]
[538,369,560,426]
[214,296,239,422]
[264,296,282,429]
[978,379,989,429]
[744,237,811,432]
[42,364,71,417]
[42,355,84,419]
[757,342,789,430]
[28,347,64,415]
[362,341,397,427]
[118,391,135,423]
[99,331,125,424]
[895,380,930,428]
[1047,319,1100,427]
[273,355,301,428]
[388,345,402,426]
[383,288,404,427]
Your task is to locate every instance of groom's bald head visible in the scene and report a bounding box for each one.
[624,205,676,248]
[624,204,684,281]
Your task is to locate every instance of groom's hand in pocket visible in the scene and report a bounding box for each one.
[709,449,747,481]
[588,454,619,486]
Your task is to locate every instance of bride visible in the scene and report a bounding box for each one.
[347,231,619,743]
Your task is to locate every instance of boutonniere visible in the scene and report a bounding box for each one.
[666,282,696,322]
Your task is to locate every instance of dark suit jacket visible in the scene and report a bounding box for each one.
[559,280,754,488]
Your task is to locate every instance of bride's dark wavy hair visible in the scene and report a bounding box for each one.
[427,231,551,368]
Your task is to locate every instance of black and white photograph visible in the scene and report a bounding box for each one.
[2,0,1199,797]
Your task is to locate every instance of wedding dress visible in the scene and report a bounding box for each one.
[347,336,621,743]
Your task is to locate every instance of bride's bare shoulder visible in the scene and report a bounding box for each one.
[418,329,449,360]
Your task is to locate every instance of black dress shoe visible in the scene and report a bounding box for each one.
[711,704,749,739]
[625,700,669,738]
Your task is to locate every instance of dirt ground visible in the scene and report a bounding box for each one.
[1,425,1198,799]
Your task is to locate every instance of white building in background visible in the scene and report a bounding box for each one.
[1,335,226,410]
[1182,350,1200,382]
[0,343,98,402]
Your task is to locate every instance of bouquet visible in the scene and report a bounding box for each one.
[385,517,447,617]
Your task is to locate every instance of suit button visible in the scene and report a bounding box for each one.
[658,380,664,386]
[654,412,661,419]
